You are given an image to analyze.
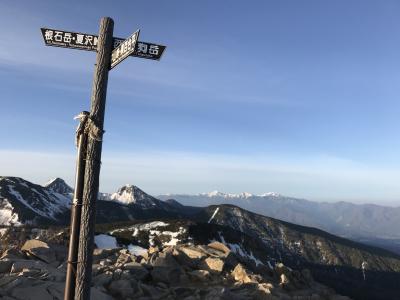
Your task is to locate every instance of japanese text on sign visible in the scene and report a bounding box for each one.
[41,28,166,60]
[42,28,98,51]
[110,30,140,69]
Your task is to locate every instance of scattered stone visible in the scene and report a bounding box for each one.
[231,263,253,283]
[93,248,121,261]
[208,241,231,256]
[148,246,159,255]
[201,257,224,274]
[0,227,353,300]
[179,246,207,259]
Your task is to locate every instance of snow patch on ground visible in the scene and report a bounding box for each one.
[149,227,186,246]
[128,244,148,256]
[0,228,9,237]
[95,234,118,249]
[110,221,169,235]
[0,199,21,226]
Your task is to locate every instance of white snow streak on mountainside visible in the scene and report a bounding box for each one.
[208,207,220,223]
[7,185,48,218]
[217,232,264,266]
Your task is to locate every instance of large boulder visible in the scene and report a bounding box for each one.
[91,287,114,300]
[178,246,207,259]
[207,241,231,256]
[108,279,135,298]
[187,269,210,282]
[21,240,56,264]
[231,263,253,283]
[10,282,53,300]
[150,252,182,285]
[0,259,13,273]
[10,260,48,273]
[201,257,224,274]
[93,271,113,287]
[123,262,149,280]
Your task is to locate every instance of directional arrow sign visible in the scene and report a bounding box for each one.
[40,28,165,60]
[110,29,140,69]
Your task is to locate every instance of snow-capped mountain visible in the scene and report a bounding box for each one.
[158,191,400,254]
[100,184,177,211]
[44,177,74,196]
[0,177,185,226]
[0,177,70,225]
[109,184,158,206]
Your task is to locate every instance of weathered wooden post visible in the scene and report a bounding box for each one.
[74,17,114,300]
[64,111,89,300]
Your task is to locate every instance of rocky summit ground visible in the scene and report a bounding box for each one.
[0,227,350,300]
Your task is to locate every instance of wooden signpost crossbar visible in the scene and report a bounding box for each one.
[40,17,165,300]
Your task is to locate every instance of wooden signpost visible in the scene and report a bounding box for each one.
[41,17,165,300]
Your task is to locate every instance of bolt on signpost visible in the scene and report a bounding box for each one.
[40,17,166,300]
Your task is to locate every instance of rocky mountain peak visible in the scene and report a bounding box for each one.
[110,184,155,206]
[44,178,73,196]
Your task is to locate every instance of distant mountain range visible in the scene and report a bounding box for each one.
[158,191,400,254]
[1,176,400,299]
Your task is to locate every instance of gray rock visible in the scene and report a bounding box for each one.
[93,248,122,262]
[91,287,114,300]
[187,269,210,282]
[151,266,181,285]
[93,271,113,287]
[0,248,26,260]
[150,252,182,285]
[123,262,149,280]
[140,282,170,299]
[11,282,53,300]
[108,279,134,298]
[0,259,13,273]
[46,282,65,299]
[116,252,133,266]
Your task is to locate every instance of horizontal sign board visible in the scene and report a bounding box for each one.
[111,30,140,69]
[40,28,165,60]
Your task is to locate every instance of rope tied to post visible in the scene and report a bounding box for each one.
[74,111,105,147]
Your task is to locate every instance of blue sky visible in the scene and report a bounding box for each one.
[1,1,400,205]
